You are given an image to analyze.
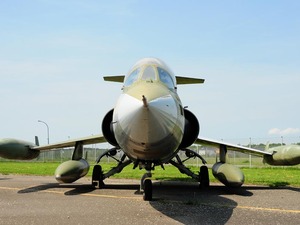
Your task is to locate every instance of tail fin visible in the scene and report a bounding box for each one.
[35,136,39,146]
[265,142,270,151]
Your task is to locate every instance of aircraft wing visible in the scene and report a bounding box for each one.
[195,137,273,157]
[176,76,205,84]
[103,75,125,83]
[32,134,106,151]
[103,75,205,85]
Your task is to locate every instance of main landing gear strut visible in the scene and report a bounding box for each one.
[169,148,210,188]
[91,147,132,188]
[91,147,154,200]
[91,147,209,201]
[139,147,210,200]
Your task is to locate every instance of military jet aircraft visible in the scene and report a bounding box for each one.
[1,58,300,200]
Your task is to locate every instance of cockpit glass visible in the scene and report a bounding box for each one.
[124,67,140,87]
[157,67,174,89]
[141,65,156,82]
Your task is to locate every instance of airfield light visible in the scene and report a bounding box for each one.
[38,120,50,144]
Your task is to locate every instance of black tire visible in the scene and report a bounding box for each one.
[143,179,152,201]
[92,165,104,188]
[199,165,209,188]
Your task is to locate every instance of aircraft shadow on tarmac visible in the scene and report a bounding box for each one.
[18,183,61,194]
[16,180,299,225]
[16,180,247,224]
[17,183,94,195]
[147,182,244,224]
[148,182,300,224]
[16,180,299,196]
[241,185,300,192]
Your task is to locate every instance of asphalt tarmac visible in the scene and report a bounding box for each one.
[0,175,299,225]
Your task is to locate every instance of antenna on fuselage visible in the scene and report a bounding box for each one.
[142,95,148,108]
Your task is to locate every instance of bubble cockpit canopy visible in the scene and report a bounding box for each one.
[124,58,176,90]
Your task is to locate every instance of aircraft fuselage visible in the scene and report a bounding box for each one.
[112,58,185,163]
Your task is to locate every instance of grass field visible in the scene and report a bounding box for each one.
[0,161,299,187]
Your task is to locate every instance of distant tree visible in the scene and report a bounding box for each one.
[292,142,300,146]
[269,143,285,148]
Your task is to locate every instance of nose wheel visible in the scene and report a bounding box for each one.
[199,165,209,188]
[141,172,152,201]
[143,179,152,201]
[92,165,104,188]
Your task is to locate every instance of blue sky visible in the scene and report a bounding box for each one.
[0,0,299,145]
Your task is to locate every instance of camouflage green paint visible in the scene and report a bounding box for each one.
[0,138,39,160]
[55,159,90,183]
[264,145,300,165]
[212,162,244,187]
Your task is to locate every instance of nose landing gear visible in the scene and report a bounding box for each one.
[140,171,152,201]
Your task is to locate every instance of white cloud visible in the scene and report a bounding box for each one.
[268,128,300,136]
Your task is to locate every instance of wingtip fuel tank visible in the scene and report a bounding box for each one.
[263,145,300,166]
[0,138,40,160]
